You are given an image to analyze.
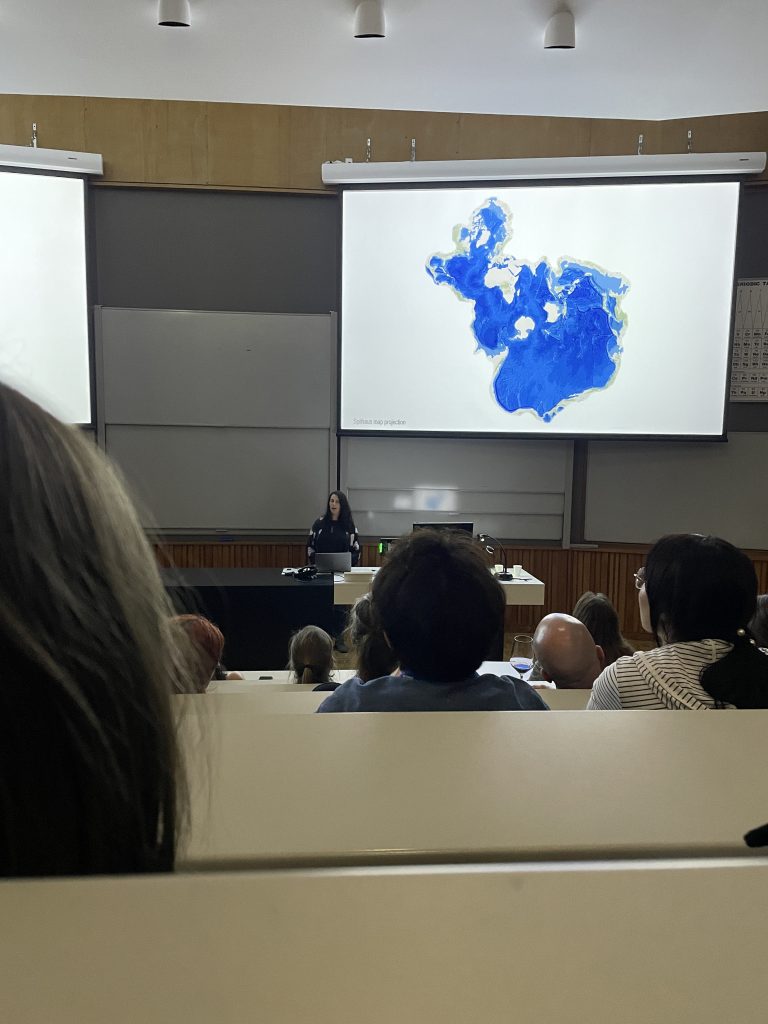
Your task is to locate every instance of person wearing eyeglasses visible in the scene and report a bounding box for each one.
[587,534,768,710]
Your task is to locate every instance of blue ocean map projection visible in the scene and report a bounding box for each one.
[426,198,630,422]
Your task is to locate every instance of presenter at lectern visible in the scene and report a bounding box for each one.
[307,491,360,568]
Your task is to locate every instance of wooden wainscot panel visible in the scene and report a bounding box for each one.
[142,100,208,185]
[278,105,333,191]
[661,112,768,169]
[458,113,592,160]
[0,94,86,152]
[84,97,149,182]
[206,102,283,189]
[589,118,661,157]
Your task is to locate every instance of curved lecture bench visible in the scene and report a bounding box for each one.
[2,858,767,1023]
[178,707,768,869]
[191,688,590,713]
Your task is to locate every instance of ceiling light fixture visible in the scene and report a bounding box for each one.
[158,0,191,27]
[544,10,575,49]
[354,0,385,38]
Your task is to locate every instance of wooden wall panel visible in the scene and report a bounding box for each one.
[589,118,661,157]
[143,100,208,185]
[153,541,768,649]
[3,94,768,191]
[661,112,768,162]
[457,113,591,160]
[83,97,148,182]
[0,94,85,151]
[207,102,283,188]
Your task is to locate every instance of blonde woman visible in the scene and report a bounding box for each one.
[0,382,189,876]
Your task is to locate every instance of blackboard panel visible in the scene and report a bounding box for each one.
[92,188,338,314]
[101,308,332,428]
[342,435,569,541]
[107,424,330,532]
[585,432,768,548]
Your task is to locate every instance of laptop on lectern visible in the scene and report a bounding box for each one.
[314,551,352,572]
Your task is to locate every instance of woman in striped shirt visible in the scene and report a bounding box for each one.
[588,534,768,710]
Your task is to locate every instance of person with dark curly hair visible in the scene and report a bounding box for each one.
[317,529,548,713]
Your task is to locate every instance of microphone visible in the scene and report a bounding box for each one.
[477,533,513,581]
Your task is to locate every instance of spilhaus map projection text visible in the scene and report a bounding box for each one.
[427,199,629,422]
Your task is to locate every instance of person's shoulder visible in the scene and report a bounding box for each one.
[316,674,396,712]
[475,673,550,710]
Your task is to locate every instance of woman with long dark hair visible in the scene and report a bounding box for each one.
[572,591,634,666]
[307,491,360,567]
[0,382,189,876]
[588,534,768,710]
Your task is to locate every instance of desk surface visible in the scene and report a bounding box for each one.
[334,570,546,606]
[162,568,331,589]
[180,709,768,869]
[3,859,768,1023]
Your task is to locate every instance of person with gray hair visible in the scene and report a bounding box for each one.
[532,613,605,689]
[0,381,189,877]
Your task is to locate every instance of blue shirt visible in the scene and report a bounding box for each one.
[316,672,549,713]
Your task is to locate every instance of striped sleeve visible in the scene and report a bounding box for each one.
[587,662,623,710]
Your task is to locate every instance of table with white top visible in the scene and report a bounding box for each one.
[334,566,545,606]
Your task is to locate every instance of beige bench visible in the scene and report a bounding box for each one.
[194,688,590,714]
[2,858,767,1023]
[179,708,768,869]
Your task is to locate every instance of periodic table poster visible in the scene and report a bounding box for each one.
[731,279,768,402]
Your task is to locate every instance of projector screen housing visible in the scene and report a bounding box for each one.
[339,178,740,441]
[0,167,93,425]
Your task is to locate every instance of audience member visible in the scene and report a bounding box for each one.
[588,534,768,710]
[749,594,768,648]
[289,625,337,691]
[532,614,604,689]
[317,529,548,712]
[0,382,187,876]
[572,591,634,665]
[172,614,243,691]
[344,593,398,683]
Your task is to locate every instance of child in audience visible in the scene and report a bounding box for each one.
[344,593,398,683]
[0,382,188,876]
[588,534,768,710]
[289,625,337,690]
[572,591,634,666]
[317,529,548,712]
[172,614,243,691]
[749,594,768,648]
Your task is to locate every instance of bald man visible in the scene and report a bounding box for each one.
[532,613,605,690]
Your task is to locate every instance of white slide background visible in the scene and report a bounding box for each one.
[340,182,739,437]
[0,171,91,423]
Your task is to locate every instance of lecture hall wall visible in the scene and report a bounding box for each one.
[1,94,766,645]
